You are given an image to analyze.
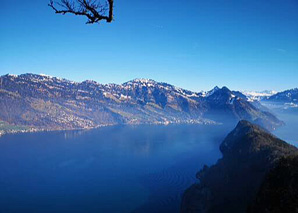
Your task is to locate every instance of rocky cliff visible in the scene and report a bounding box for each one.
[181,120,298,213]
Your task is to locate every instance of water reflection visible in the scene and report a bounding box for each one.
[63,129,89,140]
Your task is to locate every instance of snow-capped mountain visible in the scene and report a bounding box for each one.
[0,73,283,133]
[261,88,298,110]
[243,90,277,102]
[266,88,298,103]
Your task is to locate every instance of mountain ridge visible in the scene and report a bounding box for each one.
[264,88,298,108]
[0,73,283,134]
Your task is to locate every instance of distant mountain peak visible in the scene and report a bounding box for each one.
[205,86,220,97]
[221,86,230,91]
[243,90,278,101]
[81,79,99,85]
[126,78,157,84]
[6,74,18,78]
[39,73,54,78]
[135,78,156,82]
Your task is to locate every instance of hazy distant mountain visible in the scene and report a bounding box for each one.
[243,90,277,101]
[261,88,298,110]
[266,88,298,103]
[0,73,283,133]
[201,86,282,130]
[265,88,298,105]
[181,120,298,213]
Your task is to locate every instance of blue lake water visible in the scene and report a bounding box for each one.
[0,124,233,213]
[261,103,298,145]
[0,109,297,213]
[272,110,298,145]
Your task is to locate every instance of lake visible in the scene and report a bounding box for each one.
[260,102,298,145]
[0,109,297,213]
[0,124,233,213]
[271,109,298,145]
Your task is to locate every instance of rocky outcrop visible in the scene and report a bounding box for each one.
[181,120,298,213]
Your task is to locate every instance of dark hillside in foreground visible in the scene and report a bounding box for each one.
[181,120,298,213]
[249,154,298,213]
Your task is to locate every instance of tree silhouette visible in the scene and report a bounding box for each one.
[48,0,114,24]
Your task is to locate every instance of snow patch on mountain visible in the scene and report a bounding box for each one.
[243,90,277,101]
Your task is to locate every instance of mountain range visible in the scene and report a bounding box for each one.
[0,73,284,134]
[244,88,298,109]
[242,90,277,101]
[266,88,298,103]
[263,88,298,110]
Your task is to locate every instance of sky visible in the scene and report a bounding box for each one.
[1,0,298,92]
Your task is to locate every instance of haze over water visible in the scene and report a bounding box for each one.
[0,124,232,212]
[271,109,298,145]
[0,109,296,212]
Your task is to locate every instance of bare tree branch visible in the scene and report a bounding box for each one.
[48,0,114,24]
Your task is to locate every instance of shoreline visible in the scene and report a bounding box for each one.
[0,120,220,138]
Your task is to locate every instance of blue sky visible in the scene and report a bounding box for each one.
[1,0,298,91]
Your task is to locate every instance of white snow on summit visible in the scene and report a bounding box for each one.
[243,90,277,101]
